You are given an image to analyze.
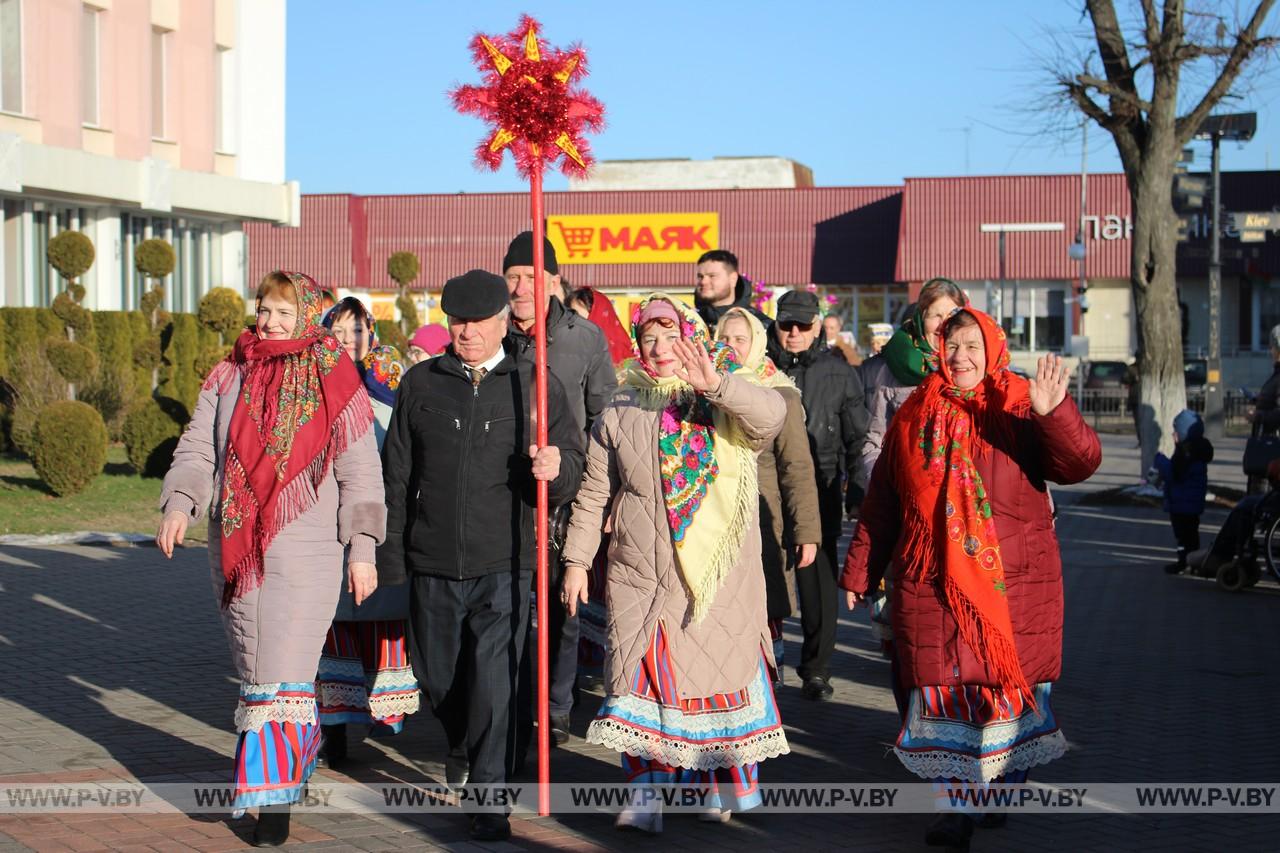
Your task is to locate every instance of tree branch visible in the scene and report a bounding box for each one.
[1176,35,1280,61]
[1066,81,1143,168]
[1087,0,1140,100]
[1141,0,1161,49]
[1076,73,1155,111]
[1176,0,1278,144]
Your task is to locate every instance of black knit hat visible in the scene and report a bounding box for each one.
[502,231,559,275]
[440,269,509,320]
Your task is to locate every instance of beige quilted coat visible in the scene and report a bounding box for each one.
[563,373,786,700]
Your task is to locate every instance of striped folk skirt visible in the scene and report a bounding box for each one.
[231,682,322,812]
[316,620,421,733]
[586,623,788,810]
[894,682,1065,783]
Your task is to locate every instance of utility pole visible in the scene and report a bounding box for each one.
[1207,132,1224,440]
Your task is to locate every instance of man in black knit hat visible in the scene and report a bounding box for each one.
[502,231,617,754]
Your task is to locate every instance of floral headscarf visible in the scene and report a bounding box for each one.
[623,294,756,623]
[886,308,1034,702]
[205,272,371,605]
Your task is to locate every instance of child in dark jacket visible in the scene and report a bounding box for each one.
[1153,409,1215,574]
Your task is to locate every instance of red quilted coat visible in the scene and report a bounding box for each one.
[841,397,1101,690]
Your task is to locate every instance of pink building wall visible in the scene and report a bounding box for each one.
[18,0,218,166]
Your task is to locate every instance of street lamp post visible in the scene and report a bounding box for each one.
[1194,112,1256,441]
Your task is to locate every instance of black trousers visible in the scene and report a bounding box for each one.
[795,478,844,682]
[1170,512,1201,560]
[513,558,579,763]
[407,571,530,787]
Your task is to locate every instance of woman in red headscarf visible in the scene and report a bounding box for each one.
[565,285,634,366]
[156,272,386,847]
[841,308,1100,849]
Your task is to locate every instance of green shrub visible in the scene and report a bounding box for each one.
[195,344,232,380]
[79,366,135,442]
[7,347,68,456]
[135,239,175,279]
[375,319,407,355]
[139,287,165,320]
[50,293,95,348]
[44,338,99,385]
[0,308,63,380]
[31,400,107,496]
[133,334,162,371]
[123,398,187,477]
[198,287,247,343]
[158,313,201,413]
[387,251,421,287]
[46,231,95,282]
[396,292,421,334]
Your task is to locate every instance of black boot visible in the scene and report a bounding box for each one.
[252,804,290,847]
[321,724,347,769]
[925,812,974,848]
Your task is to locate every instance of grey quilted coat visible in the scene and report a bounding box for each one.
[562,374,786,700]
[160,370,387,685]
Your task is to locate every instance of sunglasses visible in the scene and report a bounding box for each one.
[777,320,815,332]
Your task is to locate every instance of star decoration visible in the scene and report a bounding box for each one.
[450,15,605,179]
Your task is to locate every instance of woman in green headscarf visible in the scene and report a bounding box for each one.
[857,278,967,488]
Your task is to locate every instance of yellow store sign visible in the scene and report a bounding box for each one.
[547,213,719,264]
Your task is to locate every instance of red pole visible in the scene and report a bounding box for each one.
[530,165,551,817]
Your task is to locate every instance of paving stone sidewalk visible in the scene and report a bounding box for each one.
[0,432,1277,852]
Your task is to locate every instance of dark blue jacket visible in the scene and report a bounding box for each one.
[1154,432,1215,516]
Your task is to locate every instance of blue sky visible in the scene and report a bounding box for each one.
[286,1,1280,194]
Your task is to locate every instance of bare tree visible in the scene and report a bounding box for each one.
[1055,0,1276,474]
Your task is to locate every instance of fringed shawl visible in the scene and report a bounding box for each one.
[204,271,372,606]
[885,308,1034,703]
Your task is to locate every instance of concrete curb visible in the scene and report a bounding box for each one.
[0,531,155,547]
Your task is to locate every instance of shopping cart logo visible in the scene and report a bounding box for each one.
[555,221,595,258]
[547,213,719,265]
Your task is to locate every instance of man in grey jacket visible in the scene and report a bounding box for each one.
[503,231,617,752]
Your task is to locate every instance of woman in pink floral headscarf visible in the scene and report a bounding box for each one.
[560,294,790,834]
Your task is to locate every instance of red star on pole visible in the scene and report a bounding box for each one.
[451,15,605,178]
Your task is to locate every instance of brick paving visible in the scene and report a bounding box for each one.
[0,433,1277,851]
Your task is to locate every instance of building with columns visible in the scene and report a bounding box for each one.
[0,0,296,313]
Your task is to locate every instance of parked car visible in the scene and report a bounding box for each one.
[1083,360,1130,389]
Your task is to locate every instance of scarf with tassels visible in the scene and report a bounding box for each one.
[624,294,756,623]
[713,307,797,391]
[885,308,1034,703]
[204,271,372,606]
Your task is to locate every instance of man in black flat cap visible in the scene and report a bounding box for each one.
[379,269,585,842]
[765,289,867,703]
[502,231,616,751]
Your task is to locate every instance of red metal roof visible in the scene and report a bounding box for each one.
[245,194,361,290]
[895,174,1133,282]
[246,173,1280,293]
[251,186,902,291]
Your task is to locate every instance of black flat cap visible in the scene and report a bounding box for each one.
[775,290,821,324]
[503,231,559,274]
[440,269,509,320]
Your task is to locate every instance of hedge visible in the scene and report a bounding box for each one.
[123,397,187,477]
[31,400,108,496]
[0,304,225,450]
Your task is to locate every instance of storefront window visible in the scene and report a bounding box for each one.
[974,280,1066,352]
[1256,279,1280,351]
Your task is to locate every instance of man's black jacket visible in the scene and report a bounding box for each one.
[766,333,868,492]
[379,341,585,583]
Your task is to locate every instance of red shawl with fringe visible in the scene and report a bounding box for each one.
[205,271,371,606]
[885,308,1034,703]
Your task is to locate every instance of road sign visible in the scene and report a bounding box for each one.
[1240,230,1267,243]
[1230,211,1280,231]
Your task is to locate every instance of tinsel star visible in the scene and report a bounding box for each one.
[450,15,605,179]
